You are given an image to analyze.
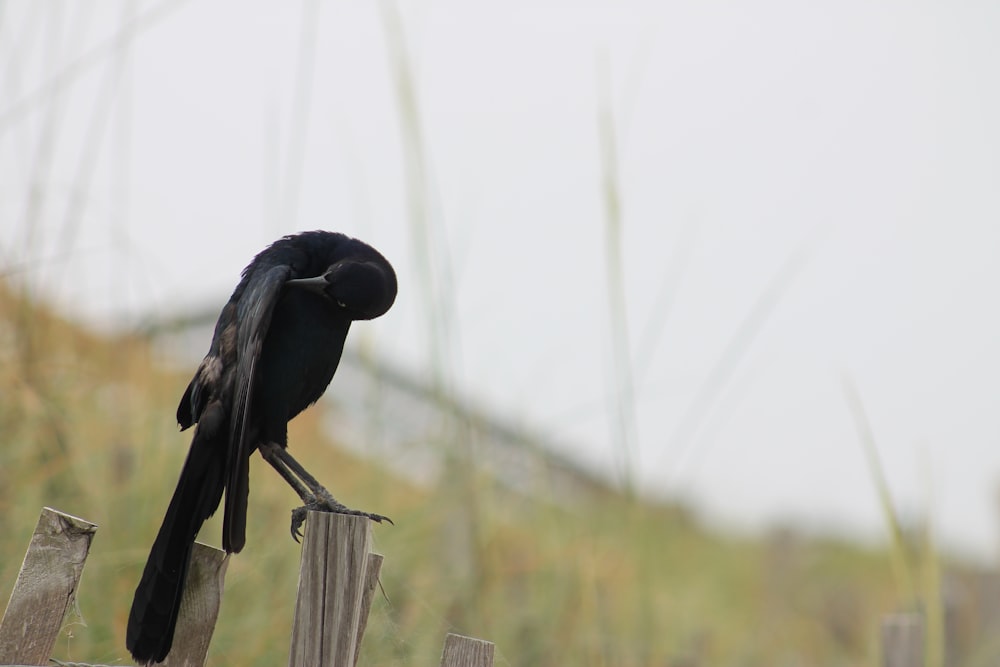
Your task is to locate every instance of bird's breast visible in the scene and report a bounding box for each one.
[256,290,350,423]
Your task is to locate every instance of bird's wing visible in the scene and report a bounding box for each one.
[176,305,234,430]
[223,262,292,552]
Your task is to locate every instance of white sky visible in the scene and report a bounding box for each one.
[2,0,1000,560]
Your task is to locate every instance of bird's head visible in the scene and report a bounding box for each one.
[285,259,397,320]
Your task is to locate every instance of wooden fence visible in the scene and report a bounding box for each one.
[0,508,945,667]
[0,507,494,667]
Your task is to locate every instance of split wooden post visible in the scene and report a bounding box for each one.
[440,633,495,667]
[881,613,924,667]
[352,553,384,667]
[0,507,97,665]
[161,542,230,667]
[288,512,376,667]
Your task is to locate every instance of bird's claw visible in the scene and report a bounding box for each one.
[291,506,308,543]
[290,497,393,542]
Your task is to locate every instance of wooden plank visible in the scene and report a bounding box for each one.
[352,552,383,667]
[161,542,229,667]
[881,613,924,667]
[288,512,372,667]
[0,507,97,665]
[440,633,495,667]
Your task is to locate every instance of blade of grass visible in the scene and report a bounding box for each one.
[597,50,637,496]
[0,0,188,135]
[841,374,917,604]
[664,245,808,476]
[281,0,320,230]
[918,446,944,667]
[378,0,483,608]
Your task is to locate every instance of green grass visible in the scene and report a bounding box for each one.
[0,282,977,667]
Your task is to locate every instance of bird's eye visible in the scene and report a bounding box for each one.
[336,300,348,308]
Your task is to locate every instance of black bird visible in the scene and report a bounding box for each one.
[126,231,396,664]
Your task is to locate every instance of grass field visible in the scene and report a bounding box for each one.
[3,281,979,667]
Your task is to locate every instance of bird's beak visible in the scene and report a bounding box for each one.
[285,275,329,294]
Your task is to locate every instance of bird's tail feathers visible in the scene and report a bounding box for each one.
[126,410,228,664]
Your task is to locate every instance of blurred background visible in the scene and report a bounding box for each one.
[2,1,1000,665]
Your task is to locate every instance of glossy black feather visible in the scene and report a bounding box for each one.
[127,231,396,664]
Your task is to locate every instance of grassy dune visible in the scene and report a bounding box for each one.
[0,283,948,666]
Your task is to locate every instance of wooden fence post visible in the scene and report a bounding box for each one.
[161,542,229,667]
[0,507,97,665]
[288,512,375,667]
[440,633,495,667]
[881,613,924,667]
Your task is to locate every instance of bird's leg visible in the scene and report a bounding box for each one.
[257,442,392,542]
[258,442,316,505]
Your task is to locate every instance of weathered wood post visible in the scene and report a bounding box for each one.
[288,512,376,667]
[0,508,97,665]
[881,612,924,667]
[353,553,384,667]
[440,632,495,667]
[161,543,229,667]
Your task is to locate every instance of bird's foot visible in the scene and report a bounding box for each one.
[290,492,393,542]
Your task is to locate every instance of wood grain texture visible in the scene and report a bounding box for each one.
[440,633,495,667]
[288,512,372,667]
[352,552,383,667]
[161,543,229,667]
[0,507,97,666]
